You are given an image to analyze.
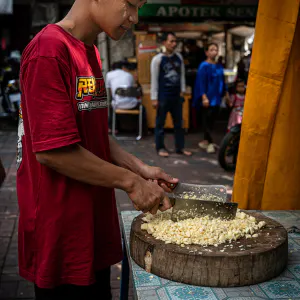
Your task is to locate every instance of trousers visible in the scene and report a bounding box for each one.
[155,98,184,151]
[34,267,112,300]
[201,106,219,143]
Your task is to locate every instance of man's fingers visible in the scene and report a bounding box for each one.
[159,196,172,212]
[133,204,140,211]
[157,170,179,184]
[149,201,160,215]
[160,183,172,193]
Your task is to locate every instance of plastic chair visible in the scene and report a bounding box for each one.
[112,86,143,141]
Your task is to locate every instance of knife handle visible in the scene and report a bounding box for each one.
[157,180,178,191]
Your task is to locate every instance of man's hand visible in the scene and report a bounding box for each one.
[202,96,210,108]
[152,100,158,109]
[225,92,231,105]
[126,176,170,214]
[139,165,179,193]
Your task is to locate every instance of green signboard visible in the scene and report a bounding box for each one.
[139,4,258,20]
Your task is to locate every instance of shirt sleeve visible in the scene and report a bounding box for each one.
[150,54,161,100]
[193,63,207,104]
[105,73,111,88]
[198,64,208,97]
[222,69,228,94]
[22,56,81,152]
[177,53,186,94]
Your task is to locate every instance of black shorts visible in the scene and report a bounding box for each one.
[34,267,112,300]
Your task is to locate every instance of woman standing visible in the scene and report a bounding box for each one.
[193,43,229,153]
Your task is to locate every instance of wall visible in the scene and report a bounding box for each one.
[109,30,135,66]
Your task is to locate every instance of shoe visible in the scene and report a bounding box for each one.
[207,144,215,154]
[198,141,208,149]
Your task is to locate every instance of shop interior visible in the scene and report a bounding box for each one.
[124,22,255,131]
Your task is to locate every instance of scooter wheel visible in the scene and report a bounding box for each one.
[218,131,239,172]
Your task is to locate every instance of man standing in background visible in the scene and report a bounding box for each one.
[151,32,192,158]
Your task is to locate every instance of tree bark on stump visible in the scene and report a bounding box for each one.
[130,212,288,287]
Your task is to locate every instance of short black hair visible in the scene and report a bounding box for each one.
[235,78,245,86]
[161,32,176,42]
[205,43,218,51]
[111,61,123,70]
[186,39,197,46]
[120,60,129,69]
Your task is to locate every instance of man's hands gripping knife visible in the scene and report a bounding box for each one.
[125,165,178,215]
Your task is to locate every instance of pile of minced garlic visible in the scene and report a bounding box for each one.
[141,209,266,247]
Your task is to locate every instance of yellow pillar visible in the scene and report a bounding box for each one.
[232,0,300,210]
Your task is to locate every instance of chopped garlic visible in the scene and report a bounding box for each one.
[140,210,265,247]
[141,223,148,230]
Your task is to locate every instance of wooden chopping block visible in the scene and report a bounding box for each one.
[130,212,288,287]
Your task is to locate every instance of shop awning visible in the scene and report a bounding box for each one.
[0,0,13,14]
[139,0,258,21]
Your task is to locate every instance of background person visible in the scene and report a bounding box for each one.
[193,43,229,154]
[227,78,246,130]
[151,32,192,158]
[106,60,147,134]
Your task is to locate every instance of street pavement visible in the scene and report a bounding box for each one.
[0,127,233,299]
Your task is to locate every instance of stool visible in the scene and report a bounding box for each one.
[112,105,143,141]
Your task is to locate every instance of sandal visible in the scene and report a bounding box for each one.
[176,149,192,156]
[158,149,169,157]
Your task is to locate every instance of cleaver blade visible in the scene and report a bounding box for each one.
[170,197,238,222]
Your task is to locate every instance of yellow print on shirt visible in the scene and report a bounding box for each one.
[75,76,108,111]
[75,76,97,100]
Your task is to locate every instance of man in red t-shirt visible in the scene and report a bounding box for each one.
[17,0,178,299]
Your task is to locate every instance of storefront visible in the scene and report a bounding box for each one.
[0,0,32,58]
[138,0,258,21]
[132,0,258,130]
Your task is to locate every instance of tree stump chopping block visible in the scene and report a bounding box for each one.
[130,212,288,287]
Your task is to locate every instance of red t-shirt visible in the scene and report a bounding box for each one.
[17,24,122,288]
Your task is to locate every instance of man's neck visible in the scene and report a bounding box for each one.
[165,50,174,56]
[57,0,101,46]
[206,58,216,64]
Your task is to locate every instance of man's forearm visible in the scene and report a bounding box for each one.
[36,144,138,192]
[109,137,146,176]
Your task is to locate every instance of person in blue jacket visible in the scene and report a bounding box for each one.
[193,43,229,154]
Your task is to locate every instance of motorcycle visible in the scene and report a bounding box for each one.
[218,107,243,171]
[4,78,21,121]
[0,57,21,123]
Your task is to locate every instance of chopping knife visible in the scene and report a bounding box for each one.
[158,180,238,221]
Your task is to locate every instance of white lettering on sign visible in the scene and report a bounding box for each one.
[179,7,190,17]
[168,6,178,16]
[211,7,221,17]
[191,7,199,17]
[227,7,235,16]
[156,6,167,16]
[155,6,255,18]
[200,7,210,17]
[237,7,256,17]
[226,7,256,17]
